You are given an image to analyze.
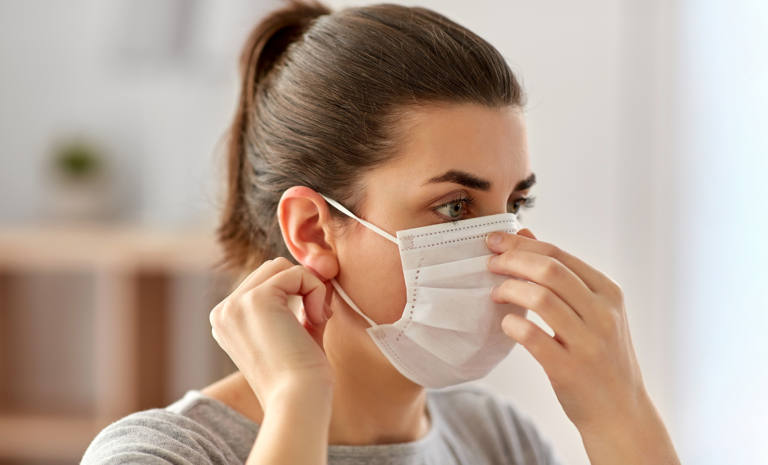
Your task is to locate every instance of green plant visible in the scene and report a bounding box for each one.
[52,139,103,180]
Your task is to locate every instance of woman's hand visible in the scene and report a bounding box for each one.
[209,257,335,409]
[486,229,681,465]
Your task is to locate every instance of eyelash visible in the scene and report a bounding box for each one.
[431,194,537,221]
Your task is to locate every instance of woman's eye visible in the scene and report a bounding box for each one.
[433,197,471,220]
[508,195,536,214]
[432,195,536,221]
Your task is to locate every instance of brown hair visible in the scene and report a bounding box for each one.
[215,0,525,278]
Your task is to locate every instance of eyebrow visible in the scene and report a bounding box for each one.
[424,170,536,192]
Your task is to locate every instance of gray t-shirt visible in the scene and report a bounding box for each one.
[80,383,563,465]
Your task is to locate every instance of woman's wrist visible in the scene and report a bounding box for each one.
[267,379,334,415]
[241,367,334,414]
[247,382,334,465]
[576,390,681,465]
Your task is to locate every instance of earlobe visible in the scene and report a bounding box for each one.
[277,186,339,280]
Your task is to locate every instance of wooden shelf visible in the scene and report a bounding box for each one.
[0,414,103,461]
[0,222,238,463]
[0,222,223,272]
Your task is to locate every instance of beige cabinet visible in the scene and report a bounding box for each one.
[0,224,237,463]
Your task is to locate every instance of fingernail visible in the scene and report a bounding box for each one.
[487,232,503,247]
[487,254,498,267]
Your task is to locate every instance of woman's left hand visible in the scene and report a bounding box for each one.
[485,228,649,434]
[486,228,683,465]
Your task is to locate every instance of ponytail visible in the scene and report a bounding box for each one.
[216,0,331,277]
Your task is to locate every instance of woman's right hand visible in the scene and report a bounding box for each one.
[209,257,335,408]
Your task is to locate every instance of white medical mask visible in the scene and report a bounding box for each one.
[320,193,528,388]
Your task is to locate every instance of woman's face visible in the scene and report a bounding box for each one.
[326,102,535,385]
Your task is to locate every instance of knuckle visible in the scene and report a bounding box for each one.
[280,264,303,280]
[220,298,243,321]
[610,280,624,299]
[532,286,553,309]
[542,259,564,281]
[599,272,623,297]
[518,319,539,344]
[494,251,511,268]
[209,303,224,327]
[256,258,274,271]
[542,242,562,258]
[241,286,263,306]
[272,256,292,267]
[495,279,515,299]
[491,282,504,301]
[289,263,304,273]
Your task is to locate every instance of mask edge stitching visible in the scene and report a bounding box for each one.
[395,255,424,341]
[403,227,518,251]
[403,217,518,240]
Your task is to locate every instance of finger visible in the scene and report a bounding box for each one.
[517,228,536,240]
[210,258,293,325]
[486,231,615,296]
[298,281,335,329]
[262,264,328,327]
[229,257,295,301]
[501,311,568,374]
[488,250,596,323]
[300,306,329,354]
[491,277,589,349]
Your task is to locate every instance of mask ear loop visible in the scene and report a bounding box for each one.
[318,193,398,328]
[319,194,398,244]
[329,278,378,327]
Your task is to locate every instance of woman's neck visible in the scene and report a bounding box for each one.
[326,359,431,445]
[201,315,431,446]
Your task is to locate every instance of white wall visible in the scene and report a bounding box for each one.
[673,1,768,463]
[0,0,273,226]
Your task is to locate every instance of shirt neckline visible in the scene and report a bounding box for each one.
[182,388,443,457]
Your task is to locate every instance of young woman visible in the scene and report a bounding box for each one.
[81,1,681,464]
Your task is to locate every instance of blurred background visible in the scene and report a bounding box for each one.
[0,0,766,464]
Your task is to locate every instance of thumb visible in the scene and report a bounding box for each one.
[301,281,333,352]
[302,302,331,353]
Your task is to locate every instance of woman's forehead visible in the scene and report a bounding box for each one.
[378,103,530,190]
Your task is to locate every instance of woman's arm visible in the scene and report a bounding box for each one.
[577,390,681,465]
[246,382,334,465]
[208,257,337,465]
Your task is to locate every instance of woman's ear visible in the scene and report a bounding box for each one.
[277,186,339,280]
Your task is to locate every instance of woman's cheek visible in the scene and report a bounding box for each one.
[360,251,406,325]
[335,232,405,324]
